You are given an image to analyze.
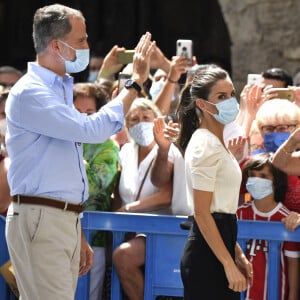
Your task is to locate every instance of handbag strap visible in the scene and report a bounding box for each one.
[134,158,154,202]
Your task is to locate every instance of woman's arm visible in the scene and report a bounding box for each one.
[153,56,187,115]
[117,180,173,213]
[273,128,300,175]
[235,242,253,286]
[151,117,174,187]
[193,189,247,292]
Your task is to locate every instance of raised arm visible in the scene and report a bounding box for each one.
[151,118,173,187]
[236,84,263,138]
[107,32,155,115]
[153,56,187,115]
[97,45,125,81]
[273,127,300,175]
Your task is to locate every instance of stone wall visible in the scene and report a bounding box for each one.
[219,0,300,93]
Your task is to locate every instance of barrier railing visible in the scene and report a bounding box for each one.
[1,212,300,300]
[76,211,300,300]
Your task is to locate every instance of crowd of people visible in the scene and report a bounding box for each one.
[1,3,300,300]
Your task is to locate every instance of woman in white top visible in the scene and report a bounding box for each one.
[112,98,177,300]
[177,65,252,299]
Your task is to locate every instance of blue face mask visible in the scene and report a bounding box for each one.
[207,97,239,125]
[87,71,98,82]
[246,177,273,200]
[149,79,164,100]
[250,148,266,156]
[149,78,177,102]
[263,132,290,153]
[58,40,90,73]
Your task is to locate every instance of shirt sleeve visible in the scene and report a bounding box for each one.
[188,135,223,192]
[14,85,124,144]
[283,241,300,258]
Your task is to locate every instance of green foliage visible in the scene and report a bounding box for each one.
[83,140,119,246]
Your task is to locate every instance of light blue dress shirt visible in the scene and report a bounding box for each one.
[6,62,124,204]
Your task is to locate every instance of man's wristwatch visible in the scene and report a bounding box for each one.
[125,79,142,93]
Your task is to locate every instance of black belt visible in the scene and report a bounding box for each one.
[180,213,236,230]
[212,212,236,220]
[13,195,85,213]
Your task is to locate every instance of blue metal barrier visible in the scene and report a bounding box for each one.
[76,212,300,300]
[1,212,300,300]
[0,216,17,300]
[76,212,188,300]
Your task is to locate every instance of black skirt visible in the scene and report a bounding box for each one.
[180,213,240,300]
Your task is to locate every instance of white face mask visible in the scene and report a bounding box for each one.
[58,40,90,73]
[128,122,154,147]
[246,177,273,200]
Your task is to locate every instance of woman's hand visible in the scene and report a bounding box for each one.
[227,136,248,162]
[235,252,253,286]
[167,56,188,83]
[223,260,248,292]
[98,45,125,80]
[150,44,171,74]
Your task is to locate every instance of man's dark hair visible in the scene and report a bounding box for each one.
[33,4,84,53]
[262,68,293,87]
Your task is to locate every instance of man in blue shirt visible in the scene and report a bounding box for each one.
[5,4,153,300]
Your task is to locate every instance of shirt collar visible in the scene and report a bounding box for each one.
[27,62,73,88]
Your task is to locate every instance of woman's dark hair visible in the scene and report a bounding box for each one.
[242,152,288,203]
[176,65,229,153]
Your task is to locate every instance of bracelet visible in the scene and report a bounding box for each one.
[167,77,177,84]
[124,204,131,212]
[282,146,293,155]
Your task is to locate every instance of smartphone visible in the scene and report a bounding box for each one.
[117,50,135,65]
[176,39,193,67]
[247,74,263,85]
[118,72,131,93]
[273,88,295,102]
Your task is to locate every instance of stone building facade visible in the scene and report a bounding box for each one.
[219,0,300,92]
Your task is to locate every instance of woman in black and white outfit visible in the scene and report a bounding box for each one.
[178,65,253,299]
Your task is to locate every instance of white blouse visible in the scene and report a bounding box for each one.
[119,142,159,205]
[185,128,241,214]
[118,141,190,215]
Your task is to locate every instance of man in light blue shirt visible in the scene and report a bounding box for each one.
[5,4,154,300]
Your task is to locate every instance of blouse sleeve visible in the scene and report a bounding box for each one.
[188,134,223,192]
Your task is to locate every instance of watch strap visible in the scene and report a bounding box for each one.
[125,79,142,93]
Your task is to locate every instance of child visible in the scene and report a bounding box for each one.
[237,152,300,300]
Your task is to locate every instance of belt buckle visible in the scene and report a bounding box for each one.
[63,201,68,211]
[17,195,21,205]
